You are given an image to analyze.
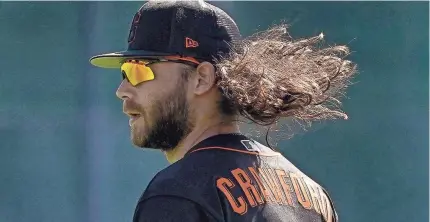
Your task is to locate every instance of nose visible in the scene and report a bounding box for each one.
[116,79,133,100]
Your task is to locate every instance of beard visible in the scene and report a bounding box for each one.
[130,84,194,151]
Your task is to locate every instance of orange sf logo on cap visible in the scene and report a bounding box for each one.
[185,37,199,48]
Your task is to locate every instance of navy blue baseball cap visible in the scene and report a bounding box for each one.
[90,0,242,68]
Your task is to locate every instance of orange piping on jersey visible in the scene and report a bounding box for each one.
[189,146,281,156]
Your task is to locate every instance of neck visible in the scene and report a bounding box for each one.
[164,116,240,164]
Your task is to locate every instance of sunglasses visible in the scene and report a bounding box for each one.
[121,56,200,86]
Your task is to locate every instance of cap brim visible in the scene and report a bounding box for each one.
[89,50,174,69]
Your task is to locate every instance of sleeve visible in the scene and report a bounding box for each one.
[133,195,209,222]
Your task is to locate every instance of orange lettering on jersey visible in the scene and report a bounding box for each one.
[216,177,247,215]
[231,168,264,207]
[267,168,288,205]
[248,167,273,203]
[260,168,283,204]
[318,187,328,220]
[257,168,278,203]
[275,169,294,206]
[306,182,322,214]
[290,173,312,210]
[318,187,334,222]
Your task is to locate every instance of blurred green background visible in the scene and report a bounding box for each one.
[0,1,428,222]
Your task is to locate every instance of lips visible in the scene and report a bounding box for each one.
[123,102,143,126]
[128,114,140,126]
[125,111,140,125]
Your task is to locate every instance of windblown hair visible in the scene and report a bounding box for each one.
[215,24,358,128]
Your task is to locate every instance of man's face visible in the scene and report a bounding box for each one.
[116,61,194,151]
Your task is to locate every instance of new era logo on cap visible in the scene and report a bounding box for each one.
[185,37,199,48]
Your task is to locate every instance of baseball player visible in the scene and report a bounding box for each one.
[90,1,357,221]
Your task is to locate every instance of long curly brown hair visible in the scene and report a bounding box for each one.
[215,24,358,134]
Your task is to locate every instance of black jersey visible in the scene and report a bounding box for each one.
[133,134,338,222]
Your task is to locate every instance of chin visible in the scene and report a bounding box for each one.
[131,134,145,148]
[130,125,148,148]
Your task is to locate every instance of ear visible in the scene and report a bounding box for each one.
[193,62,216,96]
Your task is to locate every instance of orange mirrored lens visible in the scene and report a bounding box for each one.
[120,61,155,86]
